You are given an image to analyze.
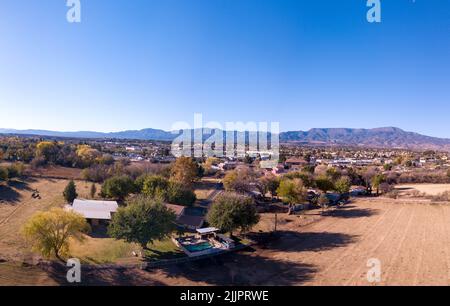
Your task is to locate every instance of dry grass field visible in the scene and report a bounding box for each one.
[0,177,186,285]
[194,177,222,200]
[26,166,84,180]
[0,178,98,260]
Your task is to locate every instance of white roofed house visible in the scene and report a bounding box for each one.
[65,199,119,227]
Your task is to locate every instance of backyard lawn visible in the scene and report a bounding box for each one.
[70,235,186,265]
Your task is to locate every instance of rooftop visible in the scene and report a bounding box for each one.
[196,227,219,234]
[66,199,119,220]
[165,203,186,218]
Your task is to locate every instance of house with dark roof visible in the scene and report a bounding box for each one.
[165,204,205,230]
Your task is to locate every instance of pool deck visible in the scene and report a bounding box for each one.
[173,237,229,258]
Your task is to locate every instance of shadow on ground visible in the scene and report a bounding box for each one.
[248,231,357,253]
[327,208,380,219]
[156,251,317,285]
[0,179,37,205]
[0,184,22,204]
[40,262,166,286]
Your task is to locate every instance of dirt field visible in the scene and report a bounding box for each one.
[140,199,450,286]
[26,166,83,180]
[4,190,450,286]
[396,184,450,196]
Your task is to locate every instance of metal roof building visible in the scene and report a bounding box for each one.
[66,199,119,220]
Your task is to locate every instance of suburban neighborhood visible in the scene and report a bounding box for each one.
[3,131,450,286]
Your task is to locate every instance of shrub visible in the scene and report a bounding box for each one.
[30,156,46,169]
[101,175,135,202]
[0,167,8,181]
[7,162,25,179]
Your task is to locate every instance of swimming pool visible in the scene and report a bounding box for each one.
[184,242,213,253]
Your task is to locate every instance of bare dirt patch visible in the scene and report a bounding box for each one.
[396,184,450,196]
[26,166,83,180]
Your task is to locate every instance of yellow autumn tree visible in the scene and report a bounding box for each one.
[22,208,90,262]
[76,144,101,165]
[36,141,59,163]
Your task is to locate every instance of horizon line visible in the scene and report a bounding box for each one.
[0,126,448,140]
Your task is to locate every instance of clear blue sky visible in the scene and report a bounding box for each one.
[0,0,449,137]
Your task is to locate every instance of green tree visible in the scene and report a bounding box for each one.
[90,183,97,199]
[285,171,315,188]
[326,167,341,181]
[266,175,281,199]
[207,193,260,236]
[134,174,151,192]
[257,175,280,199]
[277,178,308,214]
[142,175,169,197]
[334,176,351,195]
[166,182,197,206]
[22,208,90,262]
[101,175,135,202]
[63,180,78,204]
[108,196,176,249]
[372,174,386,196]
[140,175,196,206]
[315,175,335,193]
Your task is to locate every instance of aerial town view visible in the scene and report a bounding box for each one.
[1,0,450,297]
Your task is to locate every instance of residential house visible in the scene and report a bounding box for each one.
[218,161,238,171]
[285,157,309,170]
[165,204,205,230]
[65,199,119,227]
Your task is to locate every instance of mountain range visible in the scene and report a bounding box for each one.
[1,127,450,151]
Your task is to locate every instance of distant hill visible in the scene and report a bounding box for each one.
[2,127,450,151]
[280,127,450,150]
[0,128,176,141]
